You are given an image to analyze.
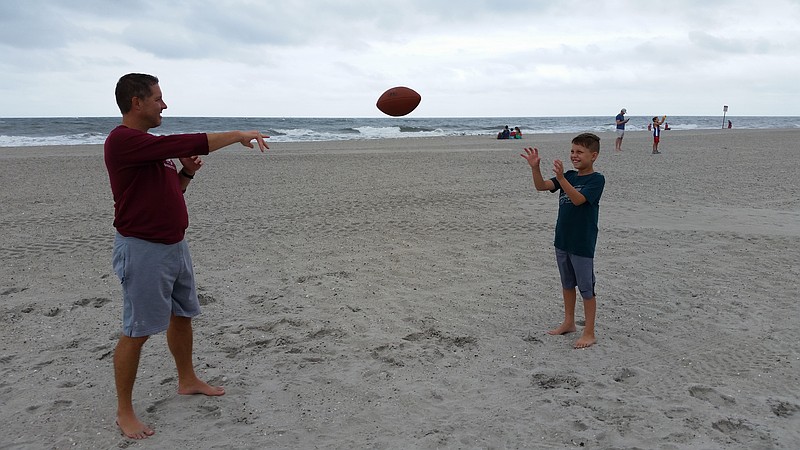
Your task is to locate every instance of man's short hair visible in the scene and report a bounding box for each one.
[572,133,601,153]
[115,73,159,114]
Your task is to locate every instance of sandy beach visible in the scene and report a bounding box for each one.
[1,128,799,449]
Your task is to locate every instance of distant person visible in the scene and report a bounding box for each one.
[664,122,671,130]
[614,108,629,152]
[105,73,268,439]
[520,133,605,349]
[652,115,666,154]
[728,120,733,129]
[513,127,523,139]
[497,125,511,139]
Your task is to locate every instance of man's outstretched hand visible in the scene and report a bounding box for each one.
[240,131,269,152]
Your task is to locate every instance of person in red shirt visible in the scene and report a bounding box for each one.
[105,73,268,439]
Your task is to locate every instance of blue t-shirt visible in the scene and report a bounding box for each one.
[615,114,625,130]
[550,171,605,258]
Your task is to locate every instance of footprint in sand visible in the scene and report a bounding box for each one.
[769,399,800,418]
[531,373,582,389]
[712,418,772,444]
[688,385,736,407]
[73,297,111,308]
[613,367,637,383]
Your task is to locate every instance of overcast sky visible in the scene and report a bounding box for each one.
[1,0,798,118]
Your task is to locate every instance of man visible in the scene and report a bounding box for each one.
[104,73,268,439]
[497,125,510,139]
[614,108,629,152]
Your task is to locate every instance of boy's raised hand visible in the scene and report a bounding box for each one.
[521,147,541,167]
[553,159,565,180]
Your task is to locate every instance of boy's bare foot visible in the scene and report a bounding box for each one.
[116,416,154,440]
[178,378,225,396]
[574,334,596,349]
[547,323,577,335]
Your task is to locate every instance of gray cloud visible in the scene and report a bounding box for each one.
[689,31,771,55]
[1,0,799,116]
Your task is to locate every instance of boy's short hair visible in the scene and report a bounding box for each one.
[115,73,159,114]
[572,133,600,153]
[652,117,658,122]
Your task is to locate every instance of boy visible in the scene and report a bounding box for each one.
[652,115,666,154]
[521,133,605,349]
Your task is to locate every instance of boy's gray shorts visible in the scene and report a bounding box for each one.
[555,247,596,300]
[113,233,200,337]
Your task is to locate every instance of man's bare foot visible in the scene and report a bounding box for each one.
[116,416,154,440]
[547,323,577,335]
[178,378,225,396]
[574,334,596,349]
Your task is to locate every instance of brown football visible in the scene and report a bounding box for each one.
[376,86,422,117]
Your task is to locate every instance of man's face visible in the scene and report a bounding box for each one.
[137,83,168,128]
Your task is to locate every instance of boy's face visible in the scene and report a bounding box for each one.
[570,144,597,171]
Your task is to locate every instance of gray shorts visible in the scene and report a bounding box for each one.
[616,129,625,137]
[555,248,596,300]
[112,233,200,337]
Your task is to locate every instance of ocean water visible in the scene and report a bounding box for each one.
[0,116,798,147]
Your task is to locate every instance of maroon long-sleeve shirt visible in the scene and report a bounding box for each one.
[104,125,209,244]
